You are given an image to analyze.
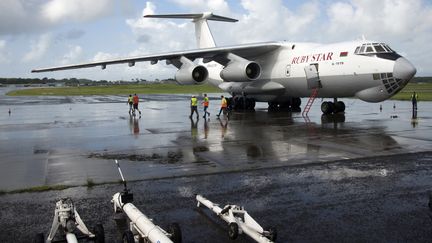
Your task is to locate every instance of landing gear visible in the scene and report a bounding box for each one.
[268,97,301,112]
[321,100,345,114]
[229,95,255,111]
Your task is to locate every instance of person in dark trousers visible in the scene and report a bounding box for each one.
[411,91,418,110]
[216,95,227,118]
[202,93,210,118]
[127,94,133,114]
[132,94,142,116]
[190,95,199,119]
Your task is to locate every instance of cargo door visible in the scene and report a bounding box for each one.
[304,63,321,89]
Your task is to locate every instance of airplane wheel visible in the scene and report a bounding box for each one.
[292,97,301,108]
[226,97,233,109]
[167,222,182,243]
[335,101,345,113]
[34,233,44,243]
[233,96,244,110]
[246,98,256,110]
[93,223,105,243]
[268,102,278,111]
[321,101,334,114]
[228,222,239,240]
[122,230,134,243]
[267,227,277,241]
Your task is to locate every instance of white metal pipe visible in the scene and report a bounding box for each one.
[122,203,173,243]
[65,233,78,243]
[240,226,272,243]
[196,194,273,243]
[112,192,173,243]
[196,194,231,223]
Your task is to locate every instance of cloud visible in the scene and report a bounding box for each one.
[22,33,52,62]
[0,0,117,36]
[171,0,230,14]
[61,45,83,64]
[41,0,115,23]
[93,52,120,62]
[0,40,10,63]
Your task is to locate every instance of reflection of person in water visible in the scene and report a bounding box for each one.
[190,117,198,140]
[219,117,228,138]
[203,118,209,139]
[129,115,140,136]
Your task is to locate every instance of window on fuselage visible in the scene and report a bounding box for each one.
[354,43,394,55]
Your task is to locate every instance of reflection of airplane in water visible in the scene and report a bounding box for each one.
[32,12,416,115]
[182,111,404,165]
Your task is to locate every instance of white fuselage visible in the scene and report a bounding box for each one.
[204,40,415,103]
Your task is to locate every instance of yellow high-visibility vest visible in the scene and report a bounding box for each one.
[191,97,198,106]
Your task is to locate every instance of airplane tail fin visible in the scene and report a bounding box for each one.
[144,12,238,49]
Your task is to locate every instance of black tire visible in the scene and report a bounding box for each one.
[268,102,278,111]
[122,230,135,243]
[228,222,239,240]
[34,233,44,243]
[246,98,256,110]
[321,101,334,114]
[168,222,182,243]
[267,227,277,241]
[292,97,301,108]
[334,101,345,113]
[93,224,105,243]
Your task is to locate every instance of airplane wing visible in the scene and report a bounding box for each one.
[31,42,282,73]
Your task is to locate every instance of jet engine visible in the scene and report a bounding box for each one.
[220,61,261,82]
[175,64,208,85]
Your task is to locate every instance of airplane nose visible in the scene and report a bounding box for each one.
[393,57,416,81]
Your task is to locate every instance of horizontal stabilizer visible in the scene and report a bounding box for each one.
[144,12,238,22]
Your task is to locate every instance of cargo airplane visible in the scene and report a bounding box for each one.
[32,12,416,114]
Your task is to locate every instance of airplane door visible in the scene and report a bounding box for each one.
[304,64,321,89]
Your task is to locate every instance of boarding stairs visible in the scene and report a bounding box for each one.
[302,88,319,116]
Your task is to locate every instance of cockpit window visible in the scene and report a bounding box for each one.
[354,43,394,55]
[374,45,386,52]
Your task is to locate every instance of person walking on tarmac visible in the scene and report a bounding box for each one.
[411,91,418,110]
[132,93,142,116]
[202,93,210,119]
[127,94,133,114]
[190,95,199,119]
[216,95,228,118]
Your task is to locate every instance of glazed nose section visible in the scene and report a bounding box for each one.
[393,57,416,81]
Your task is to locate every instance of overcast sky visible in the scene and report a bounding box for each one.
[0,0,431,81]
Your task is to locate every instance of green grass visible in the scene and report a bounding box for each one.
[86,179,96,188]
[7,83,222,96]
[8,184,71,194]
[392,82,432,101]
[6,82,432,101]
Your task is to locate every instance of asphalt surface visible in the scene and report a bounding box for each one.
[1,87,432,242]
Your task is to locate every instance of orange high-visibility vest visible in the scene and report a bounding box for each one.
[221,98,227,108]
[203,97,209,107]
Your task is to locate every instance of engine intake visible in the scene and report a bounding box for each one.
[175,65,208,85]
[220,61,261,82]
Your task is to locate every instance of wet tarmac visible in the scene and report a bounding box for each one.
[1,87,432,242]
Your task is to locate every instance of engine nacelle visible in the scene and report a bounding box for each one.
[220,61,261,82]
[175,65,208,85]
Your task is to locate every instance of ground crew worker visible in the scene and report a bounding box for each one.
[216,95,228,117]
[132,93,142,116]
[411,91,418,110]
[202,93,210,118]
[127,94,133,114]
[190,95,199,118]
